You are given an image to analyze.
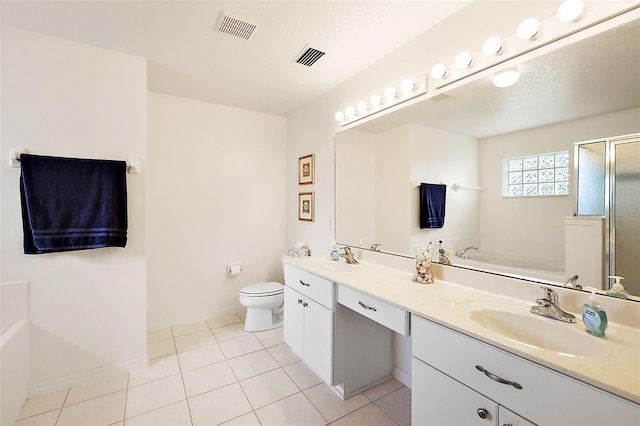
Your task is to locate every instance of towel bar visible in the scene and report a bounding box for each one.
[9,149,140,174]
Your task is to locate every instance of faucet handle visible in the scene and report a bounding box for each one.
[540,286,558,304]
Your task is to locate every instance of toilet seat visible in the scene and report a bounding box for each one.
[240,282,283,297]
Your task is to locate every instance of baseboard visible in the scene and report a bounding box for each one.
[394,366,412,389]
[27,356,148,397]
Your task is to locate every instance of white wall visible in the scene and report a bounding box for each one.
[1,27,148,391]
[479,108,640,262]
[147,92,287,330]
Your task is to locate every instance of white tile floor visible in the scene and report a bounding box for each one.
[15,313,411,426]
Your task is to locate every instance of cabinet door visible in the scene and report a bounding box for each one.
[413,357,498,426]
[283,286,304,359]
[498,406,535,426]
[303,298,333,385]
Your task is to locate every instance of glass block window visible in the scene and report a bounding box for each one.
[503,151,570,197]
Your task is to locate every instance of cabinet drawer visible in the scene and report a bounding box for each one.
[338,284,409,336]
[412,314,640,426]
[283,264,334,310]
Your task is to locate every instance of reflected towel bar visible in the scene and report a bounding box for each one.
[9,148,140,174]
[411,181,483,191]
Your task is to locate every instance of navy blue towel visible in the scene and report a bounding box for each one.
[419,183,446,229]
[19,154,128,254]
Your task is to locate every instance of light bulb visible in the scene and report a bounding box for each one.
[401,78,416,92]
[430,64,447,79]
[356,101,369,113]
[345,106,357,118]
[557,0,584,22]
[482,36,503,56]
[517,18,540,40]
[492,70,520,88]
[454,51,473,69]
[334,111,345,122]
[370,94,383,107]
[384,86,398,99]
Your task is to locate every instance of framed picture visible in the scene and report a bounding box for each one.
[298,192,315,222]
[298,154,315,185]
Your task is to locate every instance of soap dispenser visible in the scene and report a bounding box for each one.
[606,275,629,299]
[437,240,453,265]
[330,243,340,261]
[582,288,608,338]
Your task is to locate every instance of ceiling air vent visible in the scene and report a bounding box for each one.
[293,45,326,67]
[215,11,259,40]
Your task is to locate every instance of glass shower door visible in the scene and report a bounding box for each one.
[610,137,640,296]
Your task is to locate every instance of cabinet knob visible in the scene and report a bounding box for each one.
[476,408,489,419]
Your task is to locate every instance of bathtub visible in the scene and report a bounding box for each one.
[453,251,566,284]
[1,281,30,426]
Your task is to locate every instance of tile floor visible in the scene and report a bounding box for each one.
[15,312,411,426]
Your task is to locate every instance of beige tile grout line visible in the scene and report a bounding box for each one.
[121,373,130,426]
[52,388,70,426]
[220,314,263,424]
[175,335,195,426]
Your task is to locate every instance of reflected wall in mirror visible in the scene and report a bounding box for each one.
[335,19,640,299]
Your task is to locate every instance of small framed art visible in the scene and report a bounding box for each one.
[298,192,315,222]
[298,154,315,185]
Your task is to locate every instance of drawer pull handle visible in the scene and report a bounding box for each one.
[358,301,377,312]
[298,299,303,304]
[299,280,310,287]
[476,408,489,419]
[302,302,308,307]
[475,365,523,390]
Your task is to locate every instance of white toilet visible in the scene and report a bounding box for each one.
[239,282,284,332]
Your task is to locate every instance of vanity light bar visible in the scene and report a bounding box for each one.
[334,0,637,123]
[428,0,608,90]
[335,76,427,125]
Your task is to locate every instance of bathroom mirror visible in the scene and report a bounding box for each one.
[335,18,640,299]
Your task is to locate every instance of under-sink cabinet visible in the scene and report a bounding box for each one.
[283,264,396,399]
[412,314,640,426]
[283,265,334,385]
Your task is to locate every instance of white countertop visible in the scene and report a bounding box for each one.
[282,255,640,405]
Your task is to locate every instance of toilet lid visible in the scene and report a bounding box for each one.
[240,282,283,296]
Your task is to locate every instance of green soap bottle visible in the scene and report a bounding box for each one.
[582,289,608,338]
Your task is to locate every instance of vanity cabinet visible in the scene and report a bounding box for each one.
[283,264,334,385]
[283,263,396,399]
[412,314,640,426]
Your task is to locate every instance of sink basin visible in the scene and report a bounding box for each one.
[314,260,355,273]
[457,301,609,358]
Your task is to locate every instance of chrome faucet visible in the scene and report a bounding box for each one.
[530,286,576,323]
[459,246,478,258]
[563,274,582,289]
[370,243,382,252]
[340,247,359,264]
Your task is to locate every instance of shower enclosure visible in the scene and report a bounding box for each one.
[575,134,640,296]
